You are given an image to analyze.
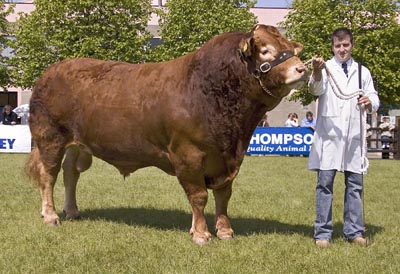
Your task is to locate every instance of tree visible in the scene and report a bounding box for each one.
[0,2,14,89]
[280,0,400,112]
[152,0,258,61]
[9,0,153,89]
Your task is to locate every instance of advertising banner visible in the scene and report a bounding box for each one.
[0,125,32,153]
[247,127,314,155]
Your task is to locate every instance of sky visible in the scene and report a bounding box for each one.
[255,0,293,8]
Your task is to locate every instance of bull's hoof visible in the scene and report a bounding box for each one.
[216,228,234,241]
[191,231,212,246]
[63,209,81,221]
[43,214,61,227]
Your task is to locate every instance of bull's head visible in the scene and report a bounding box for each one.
[239,24,308,99]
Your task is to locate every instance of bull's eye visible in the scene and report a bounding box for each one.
[261,49,269,55]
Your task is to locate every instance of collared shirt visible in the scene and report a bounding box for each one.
[334,56,353,69]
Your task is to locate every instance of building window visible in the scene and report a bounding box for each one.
[0,92,18,110]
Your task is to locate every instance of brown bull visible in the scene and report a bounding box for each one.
[26,24,308,245]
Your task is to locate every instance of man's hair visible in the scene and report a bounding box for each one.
[331,27,353,45]
[306,111,313,117]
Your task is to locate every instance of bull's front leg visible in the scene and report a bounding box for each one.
[178,173,212,245]
[213,183,234,240]
[187,186,212,245]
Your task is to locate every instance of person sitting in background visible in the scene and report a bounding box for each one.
[301,111,316,131]
[1,105,18,125]
[284,112,299,127]
[379,116,394,150]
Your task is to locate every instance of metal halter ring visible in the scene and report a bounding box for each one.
[259,62,272,73]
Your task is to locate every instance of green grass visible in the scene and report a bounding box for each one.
[0,153,399,274]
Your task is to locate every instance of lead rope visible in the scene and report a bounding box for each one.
[304,57,369,173]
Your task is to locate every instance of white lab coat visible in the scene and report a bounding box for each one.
[308,57,380,174]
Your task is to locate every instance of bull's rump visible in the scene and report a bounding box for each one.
[30,57,211,172]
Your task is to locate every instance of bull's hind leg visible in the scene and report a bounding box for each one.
[62,145,92,220]
[213,184,234,240]
[27,107,70,226]
[32,142,66,226]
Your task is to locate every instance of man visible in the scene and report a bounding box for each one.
[1,105,18,125]
[308,28,380,248]
[301,111,316,130]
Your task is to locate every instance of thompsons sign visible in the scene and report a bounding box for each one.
[247,127,314,155]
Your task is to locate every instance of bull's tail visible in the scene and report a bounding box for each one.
[25,146,42,186]
[25,92,68,186]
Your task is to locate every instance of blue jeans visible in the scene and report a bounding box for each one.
[314,170,364,241]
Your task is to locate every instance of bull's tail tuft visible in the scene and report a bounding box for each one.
[25,146,42,186]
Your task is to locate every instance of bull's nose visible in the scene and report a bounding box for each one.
[296,65,308,73]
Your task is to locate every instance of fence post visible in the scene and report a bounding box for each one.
[394,116,400,160]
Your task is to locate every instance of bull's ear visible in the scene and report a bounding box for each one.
[292,42,303,55]
[239,37,253,57]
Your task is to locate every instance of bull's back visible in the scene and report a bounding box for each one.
[33,57,194,113]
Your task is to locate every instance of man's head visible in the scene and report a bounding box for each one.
[331,28,353,63]
[306,111,313,122]
[3,105,12,114]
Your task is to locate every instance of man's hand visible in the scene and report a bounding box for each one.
[358,96,372,112]
[312,57,325,81]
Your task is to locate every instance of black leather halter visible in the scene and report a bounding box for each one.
[252,50,296,98]
[258,50,295,74]
[238,48,296,98]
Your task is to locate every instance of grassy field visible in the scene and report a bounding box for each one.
[0,153,399,274]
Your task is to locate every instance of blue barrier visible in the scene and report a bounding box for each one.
[247,127,314,155]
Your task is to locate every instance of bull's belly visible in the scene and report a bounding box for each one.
[88,143,175,177]
[80,139,235,186]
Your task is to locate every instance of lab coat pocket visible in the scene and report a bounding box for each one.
[320,116,340,138]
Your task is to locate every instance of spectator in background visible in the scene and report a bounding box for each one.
[284,112,299,127]
[258,113,269,127]
[301,111,317,131]
[1,105,18,125]
[379,116,394,159]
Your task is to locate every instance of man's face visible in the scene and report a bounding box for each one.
[332,36,353,63]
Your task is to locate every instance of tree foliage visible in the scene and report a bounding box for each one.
[280,0,400,112]
[152,0,258,61]
[0,2,14,89]
[9,0,153,89]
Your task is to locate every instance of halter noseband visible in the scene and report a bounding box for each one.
[258,50,295,73]
[253,50,296,98]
